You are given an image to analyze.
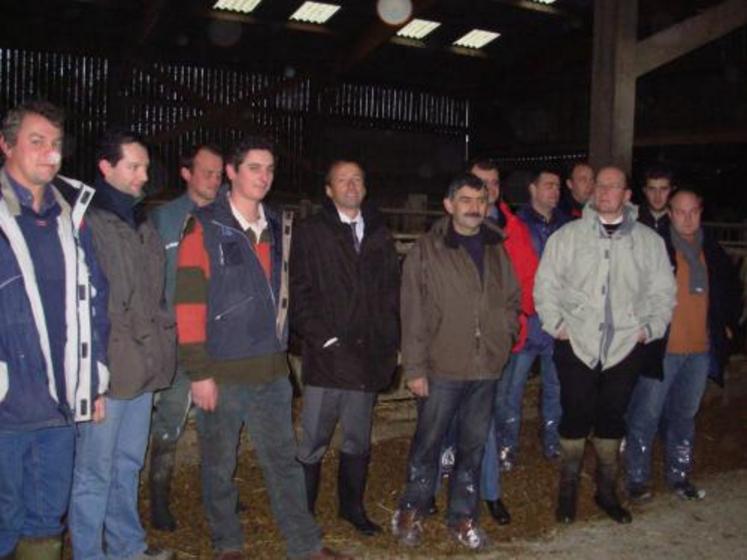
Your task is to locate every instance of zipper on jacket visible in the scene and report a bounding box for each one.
[214,296,255,321]
[475,312,481,352]
[211,219,277,309]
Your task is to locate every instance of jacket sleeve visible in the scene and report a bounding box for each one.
[533,232,568,337]
[503,246,522,340]
[81,222,110,397]
[174,218,213,381]
[288,221,333,346]
[400,242,428,380]
[640,234,676,341]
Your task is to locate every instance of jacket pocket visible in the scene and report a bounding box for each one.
[0,360,8,403]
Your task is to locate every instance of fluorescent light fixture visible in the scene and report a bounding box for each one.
[212,0,262,14]
[453,29,500,49]
[289,2,341,24]
[532,0,557,4]
[396,19,441,40]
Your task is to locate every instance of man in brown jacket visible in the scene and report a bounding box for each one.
[391,173,520,551]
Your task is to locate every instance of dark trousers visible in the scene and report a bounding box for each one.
[554,341,642,439]
[195,377,321,557]
[297,385,376,464]
[398,378,496,525]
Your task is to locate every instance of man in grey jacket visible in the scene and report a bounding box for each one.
[148,144,223,531]
[534,166,675,526]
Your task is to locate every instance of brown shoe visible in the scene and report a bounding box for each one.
[306,546,354,559]
[214,550,247,560]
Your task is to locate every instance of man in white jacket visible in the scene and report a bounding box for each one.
[534,166,675,526]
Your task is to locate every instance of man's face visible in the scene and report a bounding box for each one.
[182,149,223,207]
[670,192,702,240]
[443,185,488,235]
[325,162,366,212]
[643,177,673,213]
[594,167,631,218]
[529,172,561,213]
[99,142,150,197]
[0,113,63,189]
[566,164,594,204]
[226,149,274,203]
[470,166,500,205]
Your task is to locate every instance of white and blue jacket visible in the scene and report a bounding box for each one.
[0,169,110,429]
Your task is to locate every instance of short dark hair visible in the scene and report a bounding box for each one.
[446,172,486,199]
[568,160,592,176]
[468,157,499,175]
[1,100,65,147]
[325,159,365,185]
[530,165,561,185]
[227,136,275,168]
[643,165,674,185]
[179,143,223,171]
[96,128,147,166]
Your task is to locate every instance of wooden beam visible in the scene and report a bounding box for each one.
[636,0,747,78]
[339,0,438,74]
[588,0,638,174]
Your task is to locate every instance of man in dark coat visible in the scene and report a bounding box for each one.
[290,159,400,536]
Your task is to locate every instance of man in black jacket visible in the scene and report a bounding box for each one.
[638,166,674,236]
[290,159,400,536]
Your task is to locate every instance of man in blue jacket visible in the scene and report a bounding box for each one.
[0,101,109,560]
[148,144,224,531]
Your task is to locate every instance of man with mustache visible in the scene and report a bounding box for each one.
[391,173,520,551]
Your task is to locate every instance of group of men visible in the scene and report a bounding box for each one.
[0,98,741,560]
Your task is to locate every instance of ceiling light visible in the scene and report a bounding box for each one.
[290,2,341,24]
[212,0,262,14]
[532,0,557,4]
[453,29,500,49]
[396,19,441,40]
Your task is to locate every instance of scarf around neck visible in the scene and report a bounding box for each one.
[669,225,707,294]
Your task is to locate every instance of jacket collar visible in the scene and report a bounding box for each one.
[92,177,144,228]
[436,216,504,249]
[320,197,384,235]
[582,202,639,236]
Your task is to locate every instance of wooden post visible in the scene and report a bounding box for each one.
[588,0,638,175]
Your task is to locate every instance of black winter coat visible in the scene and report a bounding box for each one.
[289,200,400,392]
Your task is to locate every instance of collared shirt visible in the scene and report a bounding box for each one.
[229,194,268,240]
[336,207,365,244]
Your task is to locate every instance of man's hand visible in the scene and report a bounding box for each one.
[192,378,219,411]
[556,326,569,340]
[92,396,106,423]
[407,377,429,398]
[637,327,647,343]
[726,326,734,340]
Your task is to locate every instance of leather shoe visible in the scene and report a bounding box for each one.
[594,494,632,524]
[485,499,511,525]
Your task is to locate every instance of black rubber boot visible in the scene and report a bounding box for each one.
[302,461,322,515]
[14,537,62,560]
[149,437,178,532]
[556,437,586,524]
[592,437,632,524]
[338,452,382,536]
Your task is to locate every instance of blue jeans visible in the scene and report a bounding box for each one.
[151,367,191,443]
[398,378,496,525]
[625,352,710,489]
[0,425,75,555]
[494,351,561,459]
[70,393,153,560]
[195,377,320,558]
[480,361,514,501]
